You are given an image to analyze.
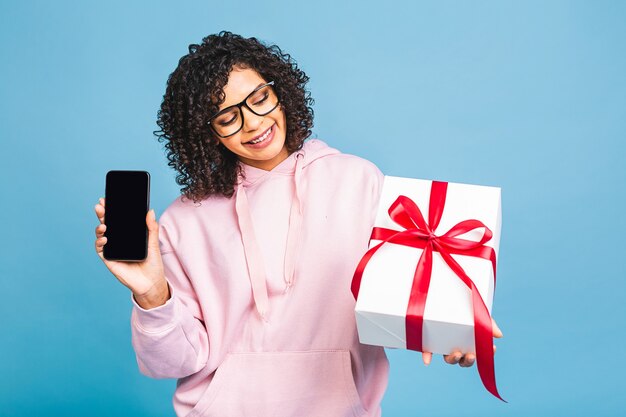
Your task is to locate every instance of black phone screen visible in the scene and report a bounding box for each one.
[103,170,150,262]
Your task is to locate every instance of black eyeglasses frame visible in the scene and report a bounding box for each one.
[207,80,279,138]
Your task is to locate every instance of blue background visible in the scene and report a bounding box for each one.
[1,1,624,416]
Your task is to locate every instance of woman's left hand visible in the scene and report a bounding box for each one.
[421,318,503,367]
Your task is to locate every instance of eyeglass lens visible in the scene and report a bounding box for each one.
[211,84,279,137]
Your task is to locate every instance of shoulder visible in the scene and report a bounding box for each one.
[156,193,232,251]
[303,139,384,192]
[158,193,223,220]
[304,138,383,180]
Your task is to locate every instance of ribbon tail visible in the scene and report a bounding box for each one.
[405,243,433,352]
[472,282,507,402]
[436,246,505,401]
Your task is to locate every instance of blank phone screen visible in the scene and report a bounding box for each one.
[103,170,150,261]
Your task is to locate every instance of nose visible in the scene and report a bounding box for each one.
[241,106,264,133]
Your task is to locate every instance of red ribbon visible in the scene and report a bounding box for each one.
[351,181,505,401]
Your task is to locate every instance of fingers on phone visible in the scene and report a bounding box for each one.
[95,199,106,224]
[95,235,107,253]
[95,220,107,255]
[94,198,107,255]
[95,223,106,237]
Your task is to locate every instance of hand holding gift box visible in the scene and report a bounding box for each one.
[424,316,502,368]
[351,176,506,401]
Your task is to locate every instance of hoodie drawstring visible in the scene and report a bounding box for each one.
[283,151,305,293]
[236,180,270,322]
[234,151,305,322]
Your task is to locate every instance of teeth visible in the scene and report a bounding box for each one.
[248,126,272,144]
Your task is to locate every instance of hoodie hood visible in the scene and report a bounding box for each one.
[234,139,340,321]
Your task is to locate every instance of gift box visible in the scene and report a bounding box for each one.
[351,176,504,400]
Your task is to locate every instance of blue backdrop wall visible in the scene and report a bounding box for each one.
[1,1,624,416]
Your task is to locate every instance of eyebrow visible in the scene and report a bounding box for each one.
[218,82,266,112]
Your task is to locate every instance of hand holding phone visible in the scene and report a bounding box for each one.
[94,171,169,308]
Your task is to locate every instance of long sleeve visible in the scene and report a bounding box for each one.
[129,224,210,379]
[370,163,385,228]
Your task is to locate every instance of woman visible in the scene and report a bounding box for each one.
[93,31,501,417]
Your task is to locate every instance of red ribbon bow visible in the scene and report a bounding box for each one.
[351,181,505,401]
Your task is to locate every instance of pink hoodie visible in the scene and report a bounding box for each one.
[130,139,390,417]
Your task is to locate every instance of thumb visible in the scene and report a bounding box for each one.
[146,209,160,250]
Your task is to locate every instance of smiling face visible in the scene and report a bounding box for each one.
[212,67,289,171]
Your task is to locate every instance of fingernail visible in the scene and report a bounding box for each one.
[455,354,462,362]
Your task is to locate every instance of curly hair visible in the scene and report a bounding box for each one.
[154,31,315,203]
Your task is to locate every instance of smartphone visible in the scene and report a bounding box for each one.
[103,170,151,262]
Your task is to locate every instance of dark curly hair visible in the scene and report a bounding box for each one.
[154,31,315,203]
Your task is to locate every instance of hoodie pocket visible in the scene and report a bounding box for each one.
[186,349,367,417]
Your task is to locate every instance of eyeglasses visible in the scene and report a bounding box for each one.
[207,81,280,138]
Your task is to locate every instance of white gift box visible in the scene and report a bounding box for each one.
[355,176,502,355]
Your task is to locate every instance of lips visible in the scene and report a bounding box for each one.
[244,125,273,144]
[242,124,276,150]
